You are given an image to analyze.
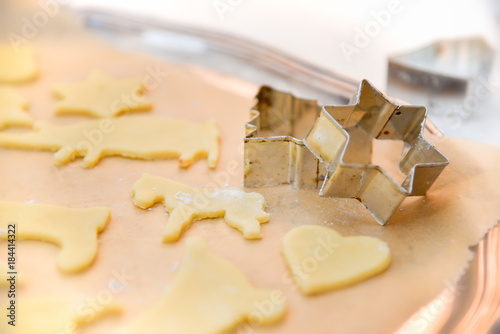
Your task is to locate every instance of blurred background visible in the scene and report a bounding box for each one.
[68,0,497,86]
[67,0,500,145]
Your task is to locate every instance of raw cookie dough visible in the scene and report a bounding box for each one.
[0,296,121,333]
[52,71,152,117]
[0,202,110,274]
[0,87,32,129]
[282,225,391,295]
[132,173,269,242]
[121,237,287,334]
[0,45,38,83]
[0,116,220,168]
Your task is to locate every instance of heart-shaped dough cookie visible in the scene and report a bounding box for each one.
[282,225,391,295]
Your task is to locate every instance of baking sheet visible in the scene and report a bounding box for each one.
[1,2,499,333]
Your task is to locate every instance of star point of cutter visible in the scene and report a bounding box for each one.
[52,71,152,118]
[305,79,449,225]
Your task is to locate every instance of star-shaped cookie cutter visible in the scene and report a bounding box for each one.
[244,80,450,225]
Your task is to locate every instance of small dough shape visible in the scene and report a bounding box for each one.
[121,237,286,334]
[131,173,269,242]
[0,116,219,168]
[0,202,110,274]
[0,45,38,83]
[52,71,152,117]
[0,296,121,333]
[282,225,391,295]
[0,87,32,129]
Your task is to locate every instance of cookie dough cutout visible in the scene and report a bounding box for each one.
[0,45,39,83]
[282,225,391,295]
[0,296,121,333]
[0,202,110,274]
[131,174,269,242]
[52,71,152,117]
[0,262,11,288]
[122,237,286,334]
[0,87,32,129]
[0,116,220,168]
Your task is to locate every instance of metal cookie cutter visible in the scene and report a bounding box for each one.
[244,86,326,190]
[244,80,450,225]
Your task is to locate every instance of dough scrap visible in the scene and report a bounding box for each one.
[52,71,152,117]
[131,173,269,242]
[0,296,121,334]
[121,237,286,334]
[0,202,110,274]
[0,87,32,129]
[0,45,38,84]
[282,225,391,295]
[0,116,220,168]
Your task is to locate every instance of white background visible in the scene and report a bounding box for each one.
[68,0,500,145]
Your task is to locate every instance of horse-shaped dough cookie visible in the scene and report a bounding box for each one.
[0,202,110,273]
[131,174,270,242]
[0,116,219,168]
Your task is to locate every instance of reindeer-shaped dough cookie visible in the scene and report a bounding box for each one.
[0,116,219,168]
[131,174,269,242]
[0,202,110,273]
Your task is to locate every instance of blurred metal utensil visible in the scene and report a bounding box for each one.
[387,37,495,121]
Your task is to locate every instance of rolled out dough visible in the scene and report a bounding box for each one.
[0,116,220,168]
[0,87,32,129]
[0,45,38,84]
[282,225,391,295]
[120,237,287,334]
[131,173,269,242]
[0,296,121,334]
[0,202,110,274]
